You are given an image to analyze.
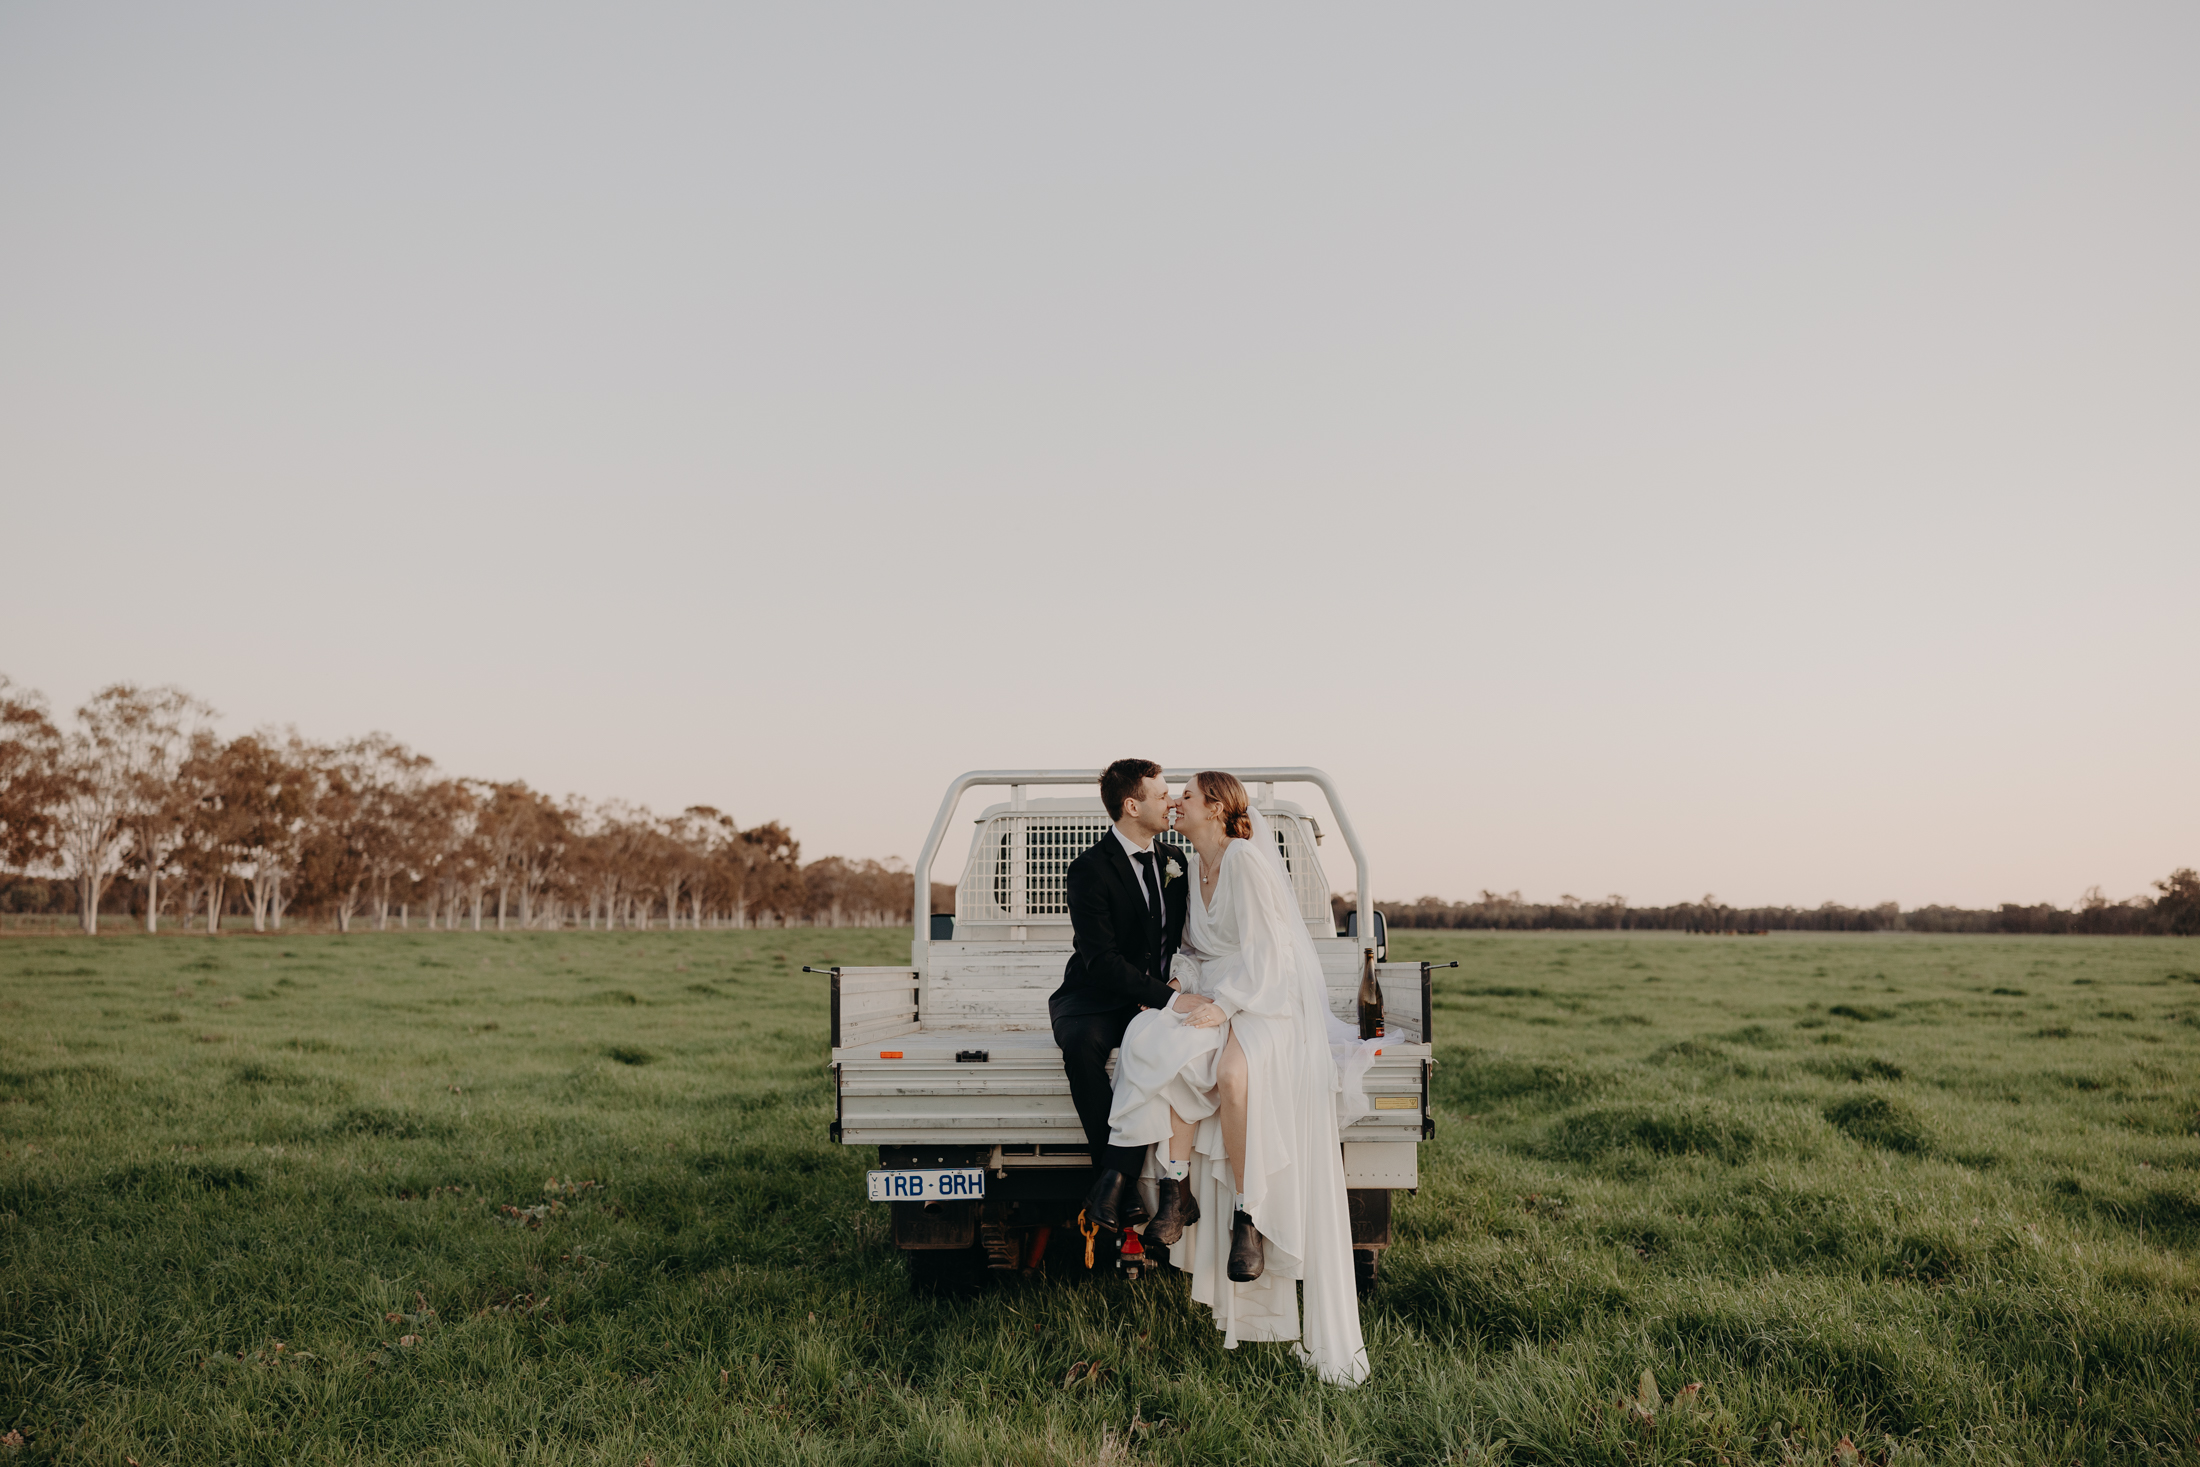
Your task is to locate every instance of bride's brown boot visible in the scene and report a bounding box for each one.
[1149,1176,1200,1247]
[1227,1210,1264,1282]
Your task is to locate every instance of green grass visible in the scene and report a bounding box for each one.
[3,930,2198,1465]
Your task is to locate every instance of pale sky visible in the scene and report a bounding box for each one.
[3,3,2194,911]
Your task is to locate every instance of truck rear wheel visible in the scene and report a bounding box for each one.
[1347,1188,1391,1295]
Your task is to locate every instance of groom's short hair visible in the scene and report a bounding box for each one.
[1101,759,1163,821]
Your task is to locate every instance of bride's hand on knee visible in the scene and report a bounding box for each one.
[1184,1003,1226,1029]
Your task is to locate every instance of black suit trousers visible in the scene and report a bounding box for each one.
[1052,1005,1148,1175]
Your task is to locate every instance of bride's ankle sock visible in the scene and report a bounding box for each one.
[1162,1157,1189,1182]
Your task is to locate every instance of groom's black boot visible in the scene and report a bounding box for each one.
[1227,1211,1265,1282]
[1082,1168,1131,1230]
[1149,1176,1200,1247]
[1082,1146,1152,1232]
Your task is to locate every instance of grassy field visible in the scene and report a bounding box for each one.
[3,929,2198,1466]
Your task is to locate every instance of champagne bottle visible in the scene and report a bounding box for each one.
[1357,947,1383,1039]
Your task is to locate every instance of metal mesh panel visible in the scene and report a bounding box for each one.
[1268,820,1330,925]
[1024,820,1101,915]
[958,815,1329,925]
[961,817,1112,920]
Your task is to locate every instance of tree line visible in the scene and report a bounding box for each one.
[0,676,930,934]
[1344,877,2200,937]
[9,674,2189,940]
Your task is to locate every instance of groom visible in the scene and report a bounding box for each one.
[1051,758,1191,1232]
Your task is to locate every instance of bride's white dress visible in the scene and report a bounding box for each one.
[1105,811,1374,1387]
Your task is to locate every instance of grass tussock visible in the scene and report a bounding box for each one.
[2,927,2198,1463]
[1824,1091,1933,1153]
[1545,1101,1761,1164]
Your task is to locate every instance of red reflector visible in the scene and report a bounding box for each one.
[1374,1049,1382,1056]
[879,1051,903,1059]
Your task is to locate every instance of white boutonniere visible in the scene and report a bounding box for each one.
[1163,858,1184,885]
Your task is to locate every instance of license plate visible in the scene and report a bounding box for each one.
[867,1168,986,1202]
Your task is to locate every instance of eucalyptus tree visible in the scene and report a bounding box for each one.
[511,788,569,928]
[397,778,484,930]
[658,806,732,929]
[116,688,217,931]
[471,780,524,930]
[731,820,802,927]
[801,856,918,927]
[0,674,65,879]
[569,799,644,930]
[403,777,471,930]
[215,733,312,932]
[338,734,435,931]
[55,684,210,933]
[474,781,566,929]
[296,741,369,931]
[173,730,239,932]
[681,806,739,927]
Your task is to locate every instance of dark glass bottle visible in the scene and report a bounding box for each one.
[1357,948,1384,1039]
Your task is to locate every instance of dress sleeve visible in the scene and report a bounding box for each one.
[1202,842,1298,1020]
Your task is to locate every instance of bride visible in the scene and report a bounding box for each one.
[1105,771,1370,1387]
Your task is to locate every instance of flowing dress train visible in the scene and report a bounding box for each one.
[1104,822,1372,1387]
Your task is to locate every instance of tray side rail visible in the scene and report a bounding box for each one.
[823,966,921,1049]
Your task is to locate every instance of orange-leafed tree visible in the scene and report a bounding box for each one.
[217,733,312,933]
[0,675,65,878]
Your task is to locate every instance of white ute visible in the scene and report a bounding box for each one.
[817,769,1438,1292]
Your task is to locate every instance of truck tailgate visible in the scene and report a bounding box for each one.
[833,1026,1430,1186]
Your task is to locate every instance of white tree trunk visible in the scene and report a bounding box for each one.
[242,869,273,932]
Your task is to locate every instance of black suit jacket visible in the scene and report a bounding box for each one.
[1048,832,1189,1024]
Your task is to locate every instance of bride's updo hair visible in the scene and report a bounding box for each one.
[1195,771,1253,840]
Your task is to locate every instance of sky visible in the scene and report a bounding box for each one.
[2,3,2194,911]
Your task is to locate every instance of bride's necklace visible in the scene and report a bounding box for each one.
[1197,841,1226,900]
